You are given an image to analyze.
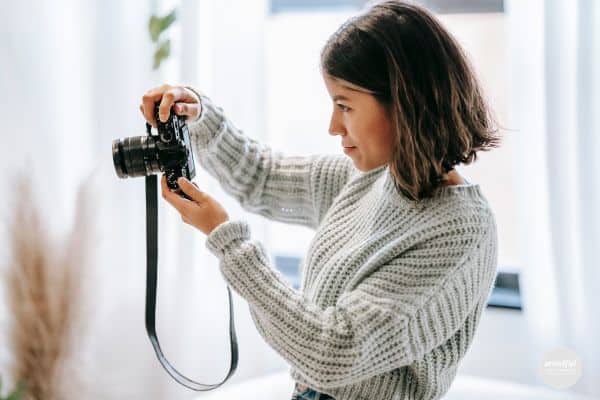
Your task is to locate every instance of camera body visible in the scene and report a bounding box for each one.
[112,103,196,193]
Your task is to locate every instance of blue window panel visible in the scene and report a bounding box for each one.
[274,254,303,290]
[486,270,522,310]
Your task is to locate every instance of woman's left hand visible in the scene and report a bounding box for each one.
[160,174,229,235]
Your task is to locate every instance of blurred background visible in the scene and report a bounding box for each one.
[0,0,599,399]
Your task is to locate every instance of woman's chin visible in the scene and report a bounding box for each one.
[344,153,385,172]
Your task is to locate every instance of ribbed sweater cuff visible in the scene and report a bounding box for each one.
[205,220,251,258]
[184,87,225,150]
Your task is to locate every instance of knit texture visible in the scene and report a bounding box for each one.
[186,89,498,400]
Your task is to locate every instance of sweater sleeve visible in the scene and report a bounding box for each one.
[184,88,355,230]
[204,217,497,389]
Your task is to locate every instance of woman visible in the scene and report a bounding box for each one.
[139,1,501,399]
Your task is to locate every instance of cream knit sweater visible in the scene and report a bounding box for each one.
[186,90,498,400]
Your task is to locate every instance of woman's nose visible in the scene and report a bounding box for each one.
[328,115,346,137]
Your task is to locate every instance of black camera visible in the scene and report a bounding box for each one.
[112,102,196,197]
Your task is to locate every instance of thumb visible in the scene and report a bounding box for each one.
[177,177,206,201]
[174,102,201,121]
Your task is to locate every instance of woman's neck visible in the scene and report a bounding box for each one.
[442,169,465,186]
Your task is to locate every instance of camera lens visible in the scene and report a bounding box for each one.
[112,140,127,178]
[112,136,160,178]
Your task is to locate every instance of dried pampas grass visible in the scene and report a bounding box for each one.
[2,170,97,400]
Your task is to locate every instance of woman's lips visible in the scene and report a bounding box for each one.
[343,146,356,153]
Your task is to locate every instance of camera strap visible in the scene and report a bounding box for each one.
[144,174,239,390]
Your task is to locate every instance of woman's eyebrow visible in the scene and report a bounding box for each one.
[333,94,351,101]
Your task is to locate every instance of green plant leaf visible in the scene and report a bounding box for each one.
[152,39,171,70]
[3,379,26,400]
[148,9,177,43]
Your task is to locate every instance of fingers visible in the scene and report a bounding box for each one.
[177,176,207,202]
[160,174,193,215]
[140,84,200,128]
[141,84,169,128]
[158,87,188,123]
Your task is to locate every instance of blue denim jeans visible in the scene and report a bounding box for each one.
[291,382,336,400]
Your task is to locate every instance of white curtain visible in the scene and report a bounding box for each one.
[506,0,600,396]
[0,0,280,399]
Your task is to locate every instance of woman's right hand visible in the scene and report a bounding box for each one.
[140,84,202,128]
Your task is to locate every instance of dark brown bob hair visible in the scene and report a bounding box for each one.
[320,0,502,202]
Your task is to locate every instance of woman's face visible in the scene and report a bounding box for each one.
[322,73,396,172]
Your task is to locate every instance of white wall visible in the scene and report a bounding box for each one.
[0,0,277,399]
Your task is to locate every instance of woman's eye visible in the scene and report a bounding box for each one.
[337,104,350,112]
